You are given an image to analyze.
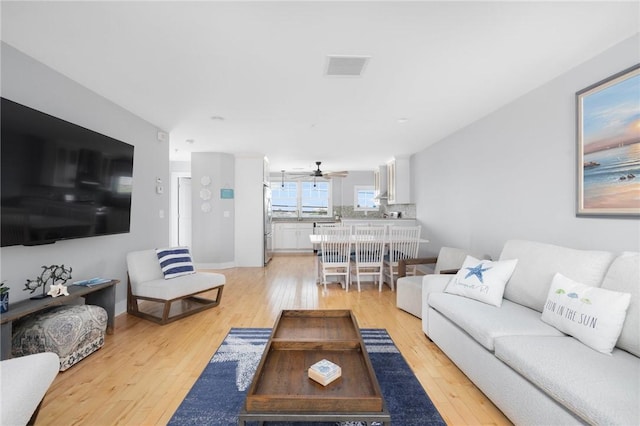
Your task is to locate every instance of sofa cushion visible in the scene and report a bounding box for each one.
[127,249,165,284]
[494,335,640,426]
[433,246,472,274]
[541,273,631,354]
[131,271,225,300]
[428,293,563,351]
[600,252,640,357]
[499,240,615,313]
[445,256,517,307]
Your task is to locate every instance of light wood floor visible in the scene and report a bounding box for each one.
[36,254,512,425]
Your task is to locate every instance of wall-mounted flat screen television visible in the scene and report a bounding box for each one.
[1,97,135,247]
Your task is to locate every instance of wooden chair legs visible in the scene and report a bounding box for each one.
[126,278,224,325]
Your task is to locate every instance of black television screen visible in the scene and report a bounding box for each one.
[1,97,134,247]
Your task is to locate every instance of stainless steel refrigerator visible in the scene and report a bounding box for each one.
[263,185,273,265]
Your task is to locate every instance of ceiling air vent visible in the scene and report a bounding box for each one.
[325,55,370,77]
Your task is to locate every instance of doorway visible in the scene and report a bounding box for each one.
[177,176,192,247]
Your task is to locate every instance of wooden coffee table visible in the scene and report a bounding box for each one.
[238,309,390,425]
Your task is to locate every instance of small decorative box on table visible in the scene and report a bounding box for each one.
[308,358,342,386]
[239,309,390,425]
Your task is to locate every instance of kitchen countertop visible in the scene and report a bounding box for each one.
[340,218,416,221]
[272,219,335,224]
[272,217,416,223]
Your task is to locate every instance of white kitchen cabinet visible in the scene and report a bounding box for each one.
[374,165,387,199]
[263,157,270,185]
[275,223,298,250]
[387,156,411,204]
[273,222,314,252]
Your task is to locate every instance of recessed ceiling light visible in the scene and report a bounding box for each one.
[397,118,409,124]
[210,115,225,121]
[186,139,195,144]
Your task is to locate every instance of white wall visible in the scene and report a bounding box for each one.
[0,43,171,314]
[234,155,265,267]
[334,170,375,210]
[190,152,235,267]
[412,35,640,260]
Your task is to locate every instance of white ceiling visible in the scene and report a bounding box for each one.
[1,1,638,174]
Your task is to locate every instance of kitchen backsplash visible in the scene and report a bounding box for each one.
[336,202,416,220]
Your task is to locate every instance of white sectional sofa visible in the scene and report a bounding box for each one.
[396,246,475,318]
[1,352,59,425]
[420,240,639,425]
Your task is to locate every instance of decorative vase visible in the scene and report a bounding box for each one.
[0,291,8,314]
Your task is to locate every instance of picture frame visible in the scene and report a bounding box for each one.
[576,63,640,217]
[220,188,234,199]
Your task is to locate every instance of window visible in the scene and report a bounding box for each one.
[354,185,378,211]
[301,181,330,216]
[271,180,332,218]
[271,181,298,216]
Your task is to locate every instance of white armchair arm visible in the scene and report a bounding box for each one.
[421,274,453,336]
[1,352,59,425]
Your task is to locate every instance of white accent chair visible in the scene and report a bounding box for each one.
[396,246,471,318]
[383,225,421,290]
[351,226,386,292]
[126,249,225,325]
[1,352,59,425]
[318,226,352,291]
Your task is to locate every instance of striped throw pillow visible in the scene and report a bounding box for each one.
[156,247,195,279]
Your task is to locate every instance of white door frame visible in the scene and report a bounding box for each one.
[170,171,191,246]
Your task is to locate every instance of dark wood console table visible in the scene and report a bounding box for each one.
[0,279,119,360]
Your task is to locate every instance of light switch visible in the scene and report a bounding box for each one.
[223,211,230,218]
[159,209,165,218]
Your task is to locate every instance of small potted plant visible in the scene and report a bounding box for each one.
[0,280,9,314]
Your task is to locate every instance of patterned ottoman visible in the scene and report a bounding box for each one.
[12,304,107,371]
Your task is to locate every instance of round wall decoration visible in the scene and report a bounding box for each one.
[199,188,212,200]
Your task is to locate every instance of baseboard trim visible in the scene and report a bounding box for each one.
[195,262,236,270]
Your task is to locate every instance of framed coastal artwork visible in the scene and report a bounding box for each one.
[576,64,640,217]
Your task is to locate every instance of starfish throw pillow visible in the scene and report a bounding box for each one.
[445,255,518,307]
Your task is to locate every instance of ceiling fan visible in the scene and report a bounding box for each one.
[278,162,347,187]
[281,162,348,187]
[305,161,348,179]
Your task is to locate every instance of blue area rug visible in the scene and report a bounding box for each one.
[169,328,445,426]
